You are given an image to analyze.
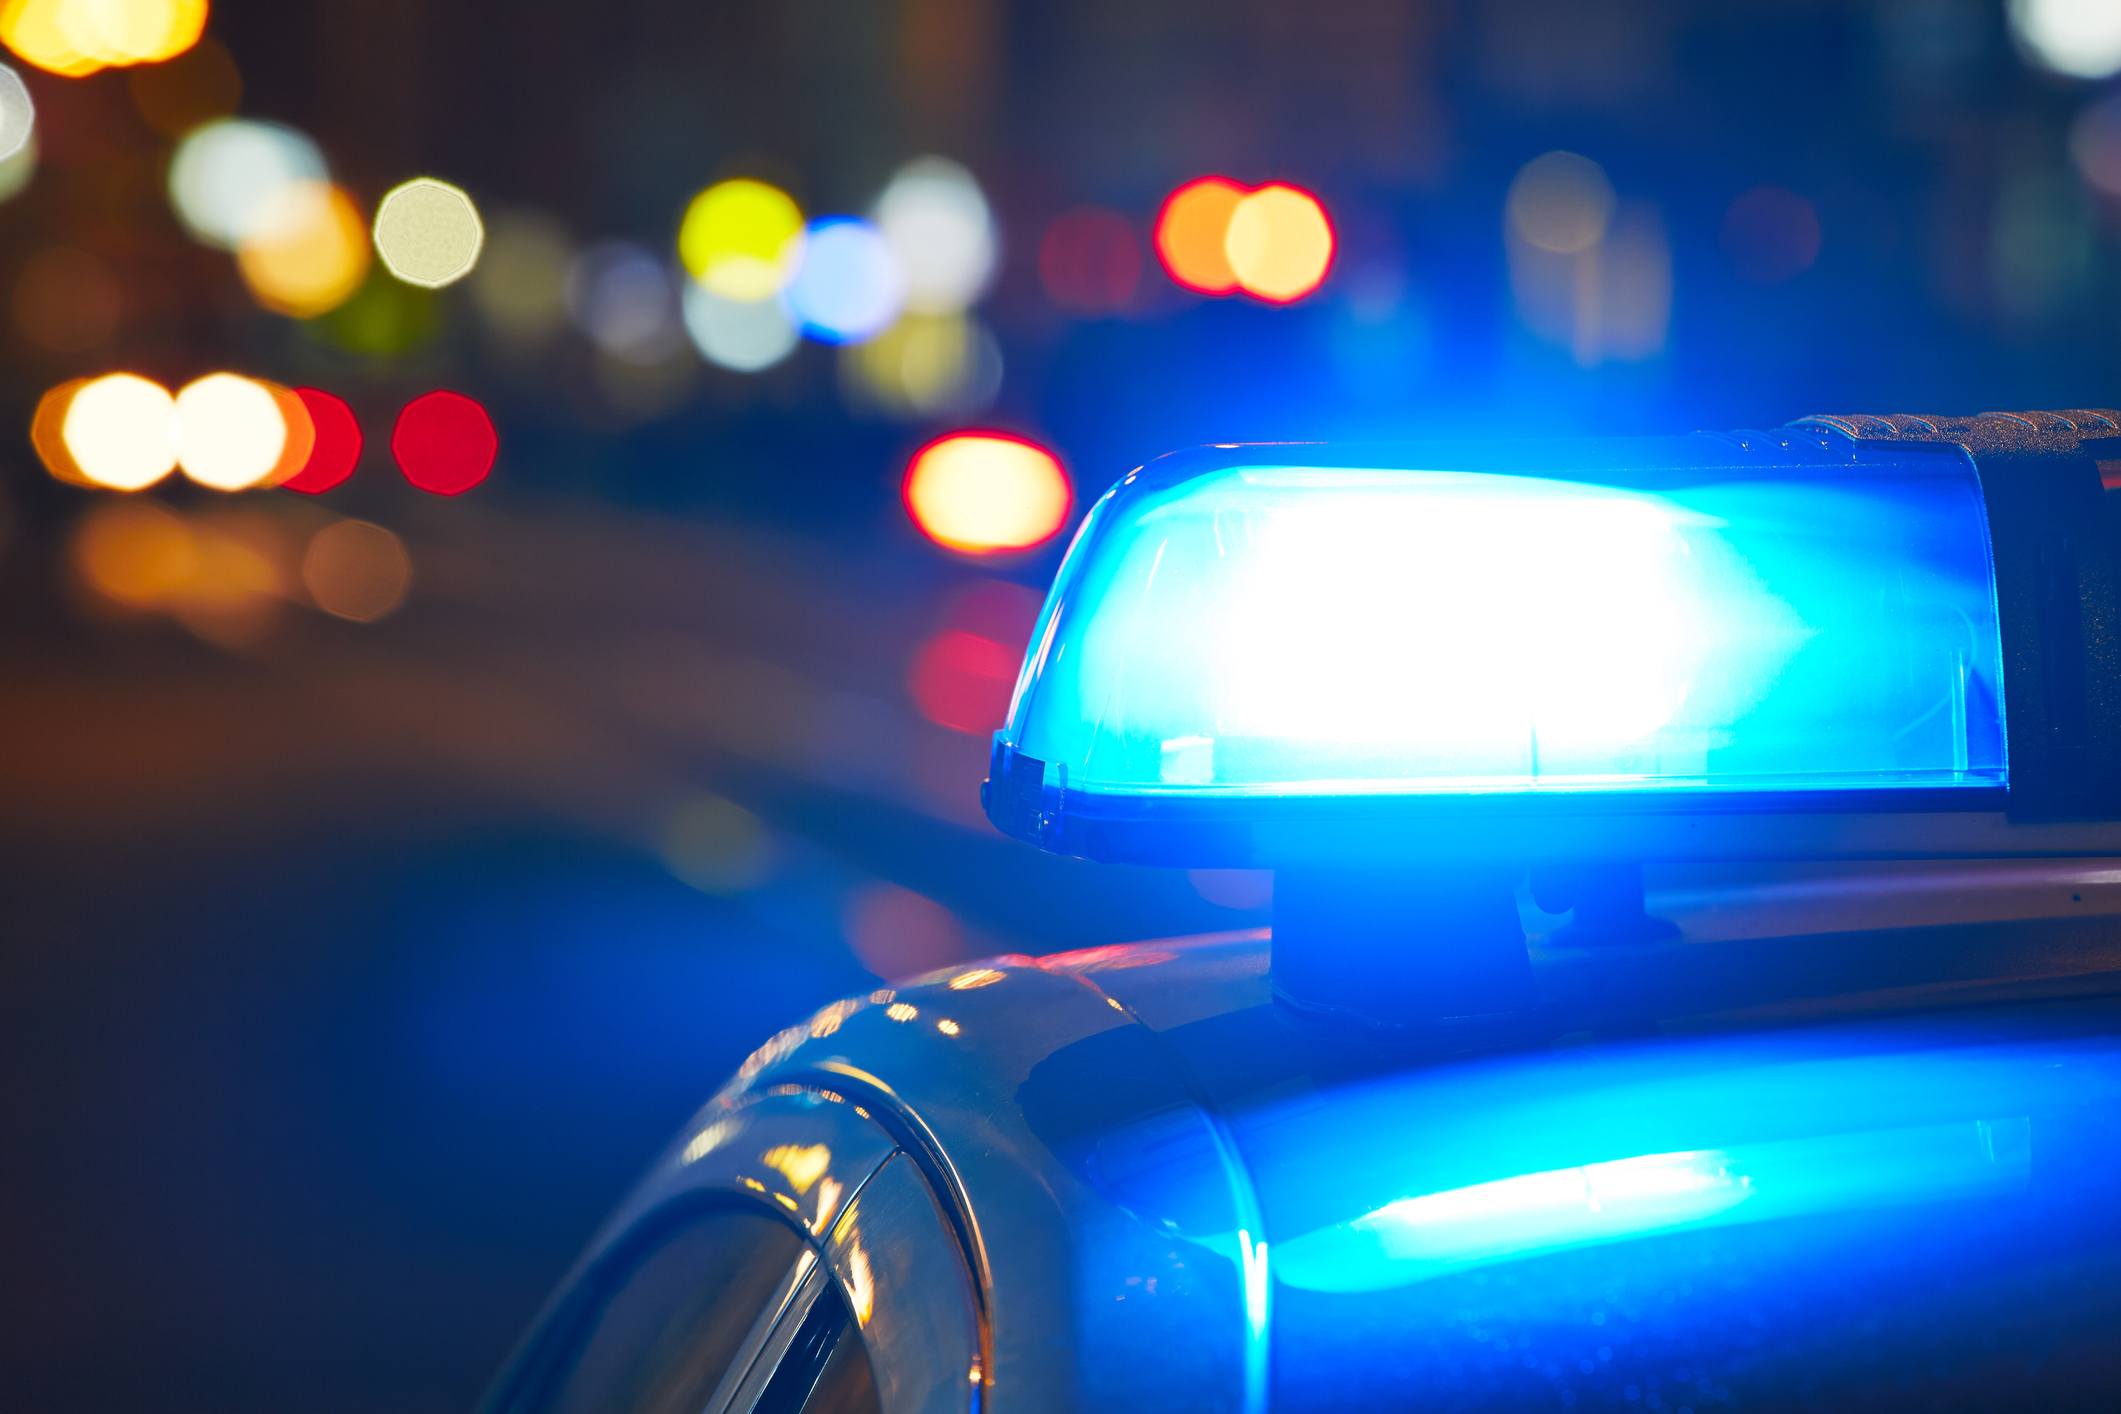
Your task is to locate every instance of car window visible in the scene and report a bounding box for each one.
[754,1280,879,1414]
[531,1207,806,1414]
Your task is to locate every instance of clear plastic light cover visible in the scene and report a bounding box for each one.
[999,441,2007,810]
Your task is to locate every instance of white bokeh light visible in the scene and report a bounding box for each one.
[168,119,328,249]
[681,283,800,372]
[0,62,34,162]
[2011,0,2121,80]
[873,156,997,314]
[174,374,290,491]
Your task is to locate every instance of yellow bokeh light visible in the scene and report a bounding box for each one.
[469,211,572,342]
[373,177,483,288]
[678,178,805,300]
[301,518,410,623]
[173,372,287,491]
[1223,183,1335,303]
[658,794,773,894]
[237,182,370,317]
[3,0,205,74]
[77,0,206,64]
[842,311,1001,417]
[1,0,103,76]
[63,372,176,491]
[71,498,197,607]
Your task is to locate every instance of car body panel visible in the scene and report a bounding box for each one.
[499,861,2121,1410]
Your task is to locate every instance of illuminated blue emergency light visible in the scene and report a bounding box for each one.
[982,429,2081,865]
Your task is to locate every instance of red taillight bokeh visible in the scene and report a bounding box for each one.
[391,390,496,496]
[280,387,361,494]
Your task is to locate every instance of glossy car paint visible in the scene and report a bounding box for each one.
[501,861,2121,1410]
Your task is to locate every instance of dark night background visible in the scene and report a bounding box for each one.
[4,1,2121,1409]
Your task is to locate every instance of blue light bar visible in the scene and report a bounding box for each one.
[987,438,2009,860]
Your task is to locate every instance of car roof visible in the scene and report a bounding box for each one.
[706,860,2121,1410]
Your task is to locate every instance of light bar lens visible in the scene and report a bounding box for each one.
[1003,449,2006,798]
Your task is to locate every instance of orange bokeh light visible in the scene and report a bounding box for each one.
[3,0,207,76]
[1154,176,1247,295]
[1224,183,1335,304]
[31,377,91,485]
[903,432,1072,557]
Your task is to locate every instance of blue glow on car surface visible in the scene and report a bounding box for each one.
[1198,998,2121,1409]
[1001,445,2007,799]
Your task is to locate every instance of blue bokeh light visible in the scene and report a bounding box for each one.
[780,216,905,345]
[1003,441,2007,799]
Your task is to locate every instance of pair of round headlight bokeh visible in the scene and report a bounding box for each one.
[33,375,496,497]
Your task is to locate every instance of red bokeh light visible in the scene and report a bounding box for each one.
[391,390,497,496]
[907,627,1020,735]
[1720,185,1822,284]
[1038,206,1142,313]
[843,883,967,979]
[280,387,362,494]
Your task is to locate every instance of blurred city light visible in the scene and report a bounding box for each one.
[2010,0,2121,80]
[372,177,484,289]
[13,245,120,352]
[657,793,773,894]
[126,33,236,136]
[70,498,197,607]
[168,118,327,249]
[31,377,91,484]
[301,518,410,622]
[677,177,805,300]
[236,182,370,317]
[470,211,572,344]
[173,372,289,491]
[2071,92,2121,196]
[841,312,1001,418]
[1155,175,1247,294]
[1224,182,1335,303]
[1038,206,1141,313]
[280,387,361,494]
[1720,185,1822,283]
[568,240,683,360]
[261,382,316,487]
[317,272,438,357]
[64,0,206,67]
[681,282,799,372]
[843,882,966,980]
[906,626,1017,735]
[873,156,996,314]
[392,390,496,496]
[0,60,32,159]
[0,130,32,201]
[902,432,1071,556]
[782,216,904,344]
[1505,151,1669,366]
[0,0,100,75]
[63,372,177,490]
[165,508,289,649]
[1506,150,1616,254]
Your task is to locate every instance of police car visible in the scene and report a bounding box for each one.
[483,412,2121,1411]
